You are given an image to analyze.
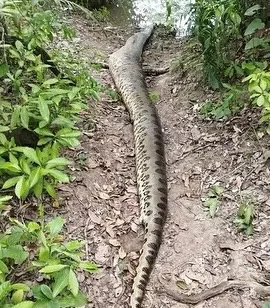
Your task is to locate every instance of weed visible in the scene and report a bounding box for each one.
[202,184,224,217]
[0,213,98,307]
[234,200,254,235]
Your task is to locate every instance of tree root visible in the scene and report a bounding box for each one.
[158,279,270,304]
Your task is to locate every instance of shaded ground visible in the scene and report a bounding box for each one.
[56,14,270,308]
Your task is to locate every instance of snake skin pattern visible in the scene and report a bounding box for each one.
[109,27,167,308]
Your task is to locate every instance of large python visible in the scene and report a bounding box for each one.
[109,26,167,308]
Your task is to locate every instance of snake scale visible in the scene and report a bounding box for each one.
[109,26,167,308]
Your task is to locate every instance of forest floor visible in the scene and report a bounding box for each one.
[53,13,270,308]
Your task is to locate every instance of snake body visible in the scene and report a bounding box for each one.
[109,27,167,308]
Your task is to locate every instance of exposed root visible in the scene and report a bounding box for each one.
[159,279,270,304]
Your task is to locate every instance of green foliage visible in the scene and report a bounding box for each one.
[149,91,160,104]
[200,84,244,120]
[189,1,270,88]
[0,0,101,201]
[202,184,224,217]
[0,214,98,307]
[234,200,254,235]
[189,0,242,88]
[243,64,270,124]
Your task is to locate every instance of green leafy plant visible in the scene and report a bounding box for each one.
[0,0,101,202]
[0,214,98,307]
[242,65,270,124]
[202,184,224,217]
[0,143,71,199]
[200,83,244,119]
[234,200,254,235]
[189,0,242,88]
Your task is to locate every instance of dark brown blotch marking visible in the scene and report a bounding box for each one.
[151,229,162,236]
[157,202,166,210]
[158,178,166,184]
[145,254,155,264]
[148,242,158,250]
[158,187,167,194]
[141,274,148,281]
[142,267,151,274]
[154,217,163,225]
[160,196,167,203]
[155,168,164,174]
[155,160,164,167]
[156,148,163,156]
[137,284,145,290]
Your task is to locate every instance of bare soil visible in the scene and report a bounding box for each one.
[56,14,270,308]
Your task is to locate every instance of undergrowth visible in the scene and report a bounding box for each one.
[0,0,99,306]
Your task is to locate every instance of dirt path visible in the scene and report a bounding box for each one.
[58,15,270,308]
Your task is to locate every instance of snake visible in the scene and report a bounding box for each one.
[109,26,167,308]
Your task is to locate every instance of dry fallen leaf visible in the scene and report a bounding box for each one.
[119,246,127,259]
[88,211,102,225]
[99,192,110,200]
[109,239,121,247]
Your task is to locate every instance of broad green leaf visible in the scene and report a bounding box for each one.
[204,197,218,218]
[48,169,69,183]
[43,78,59,87]
[18,147,40,165]
[59,250,81,263]
[52,268,69,298]
[27,222,40,232]
[65,240,84,251]
[257,95,265,106]
[12,301,34,308]
[33,177,44,198]
[11,283,30,292]
[0,132,7,145]
[46,217,65,235]
[0,195,13,202]
[38,100,50,123]
[46,158,71,169]
[78,261,98,273]
[56,128,80,138]
[44,181,57,199]
[244,18,265,36]
[34,127,54,137]
[39,264,68,274]
[20,158,31,175]
[0,259,8,273]
[0,125,10,132]
[0,281,11,301]
[29,167,42,188]
[0,162,21,173]
[20,106,29,129]
[37,137,52,146]
[2,245,29,263]
[56,291,88,307]
[15,175,25,198]
[0,63,9,78]
[40,284,53,300]
[69,269,79,296]
[245,37,265,50]
[38,245,50,262]
[244,4,261,16]
[57,137,80,147]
